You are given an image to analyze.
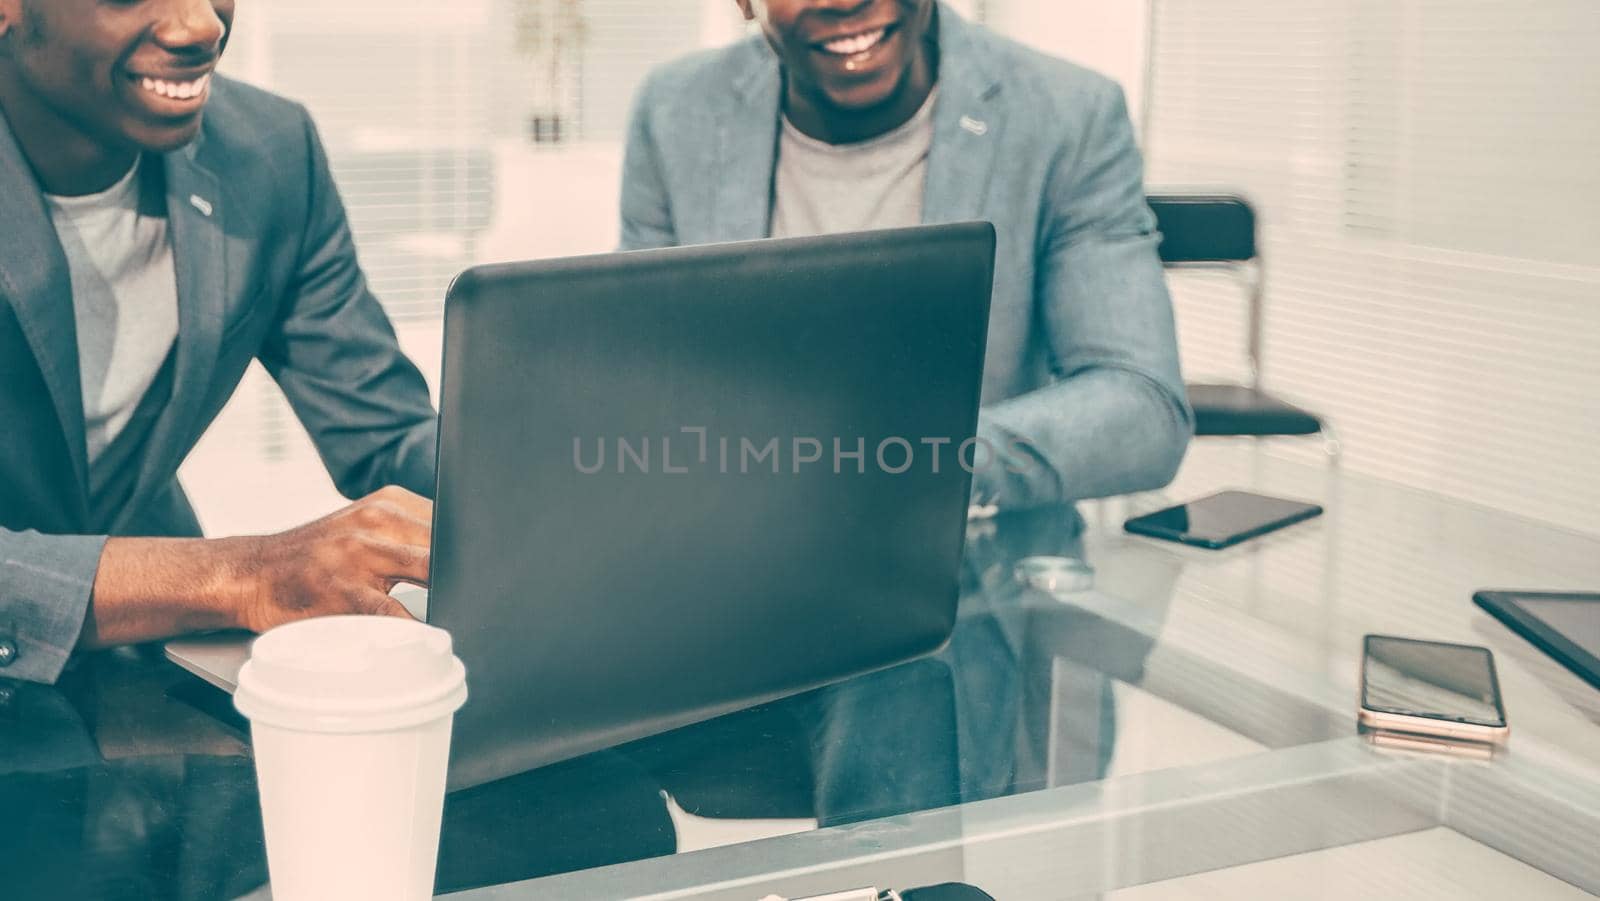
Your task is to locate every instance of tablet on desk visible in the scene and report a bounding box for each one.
[1474,591,1600,693]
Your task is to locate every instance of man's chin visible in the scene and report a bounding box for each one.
[814,61,920,114]
[124,116,206,154]
[820,81,909,118]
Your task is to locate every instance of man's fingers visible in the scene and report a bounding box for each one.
[363,505,431,550]
[359,590,418,621]
[371,486,434,524]
[360,538,431,587]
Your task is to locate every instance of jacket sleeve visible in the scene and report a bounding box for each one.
[971,81,1192,509]
[0,529,106,683]
[618,72,679,251]
[256,107,439,500]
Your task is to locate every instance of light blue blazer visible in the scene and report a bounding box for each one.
[618,3,1191,511]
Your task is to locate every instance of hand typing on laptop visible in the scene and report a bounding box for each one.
[80,487,429,648]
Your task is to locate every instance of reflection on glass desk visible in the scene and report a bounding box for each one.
[2,445,1597,900]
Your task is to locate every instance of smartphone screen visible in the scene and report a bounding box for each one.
[1362,635,1506,727]
[1124,490,1322,548]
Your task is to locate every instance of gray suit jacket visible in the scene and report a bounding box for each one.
[1,77,437,684]
[620,4,1191,511]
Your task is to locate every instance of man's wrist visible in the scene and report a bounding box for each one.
[206,535,263,631]
[85,537,254,646]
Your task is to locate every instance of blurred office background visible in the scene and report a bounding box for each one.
[188,0,1600,538]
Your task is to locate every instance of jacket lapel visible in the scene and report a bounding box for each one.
[922,5,1006,225]
[712,41,783,241]
[0,113,91,518]
[114,139,227,531]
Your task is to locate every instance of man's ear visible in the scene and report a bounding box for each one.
[734,0,756,22]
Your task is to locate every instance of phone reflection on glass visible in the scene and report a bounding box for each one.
[1360,726,1499,761]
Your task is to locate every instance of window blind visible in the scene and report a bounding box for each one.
[1146,0,1600,536]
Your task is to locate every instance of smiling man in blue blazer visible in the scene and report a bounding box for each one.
[620,0,1191,512]
[0,0,436,684]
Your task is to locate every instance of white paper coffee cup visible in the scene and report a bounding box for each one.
[234,615,468,901]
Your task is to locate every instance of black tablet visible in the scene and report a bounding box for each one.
[1473,591,1600,693]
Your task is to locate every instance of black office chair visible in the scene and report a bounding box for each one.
[1147,193,1338,456]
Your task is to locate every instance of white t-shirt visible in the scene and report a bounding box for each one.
[45,158,180,489]
[770,89,938,239]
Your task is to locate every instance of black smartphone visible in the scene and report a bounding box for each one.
[1123,489,1323,549]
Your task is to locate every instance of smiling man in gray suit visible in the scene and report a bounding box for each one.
[620,0,1191,513]
[0,0,436,684]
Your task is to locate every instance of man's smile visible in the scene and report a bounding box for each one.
[814,23,896,56]
[123,65,216,117]
[808,21,903,76]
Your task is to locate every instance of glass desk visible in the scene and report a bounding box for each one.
[3,444,1597,900]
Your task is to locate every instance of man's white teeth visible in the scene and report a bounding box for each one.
[139,74,210,100]
[823,28,887,56]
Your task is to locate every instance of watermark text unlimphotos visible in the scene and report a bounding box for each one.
[572,427,1040,476]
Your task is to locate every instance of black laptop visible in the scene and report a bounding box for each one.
[431,223,996,788]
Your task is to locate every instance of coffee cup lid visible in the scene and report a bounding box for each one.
[234,616,467,734]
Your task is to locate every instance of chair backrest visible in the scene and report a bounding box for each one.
[1147,194,1257,264]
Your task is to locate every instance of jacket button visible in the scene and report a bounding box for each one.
[0,638,18,668]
